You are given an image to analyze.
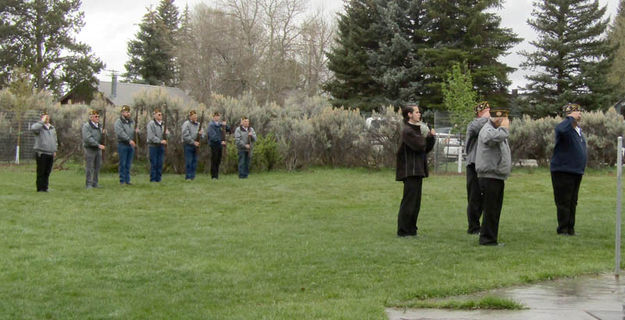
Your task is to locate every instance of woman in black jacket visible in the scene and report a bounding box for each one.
[396,104,436,237]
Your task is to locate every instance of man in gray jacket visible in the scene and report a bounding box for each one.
[475,109,511,246]
[30,111,58,192]
[234,117,256,179]
[147,108,168,182]
[82,110,106,189]
[464,101,490,234]
[181,110,204,180]
[114,105,136,185]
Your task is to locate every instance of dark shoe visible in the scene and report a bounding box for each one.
[468,229,480,235]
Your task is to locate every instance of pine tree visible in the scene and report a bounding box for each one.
[521,0,614,117]
[607,0,625,101]
[422,0,520,110]
[368,0,428,108]
[323,0,384,112]
[124,0,180,86]
[0,0,104,96]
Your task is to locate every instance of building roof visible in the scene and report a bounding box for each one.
[97,81,195,106]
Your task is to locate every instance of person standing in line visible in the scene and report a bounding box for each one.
[30,111,58,192]
[395,103,436,237]
[207,112,230,179]
[181,110,204,181]
[234,117,256,179]
[550,103,587,236]
[147,108,168,182]
[82,110,106,189]
[464,101,491,234]
[114,105,137,185]
[475,109,511,246]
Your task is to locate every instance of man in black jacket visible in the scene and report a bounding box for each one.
[396,104,436,237]
[464,102,491,234]
[551,103,587,236]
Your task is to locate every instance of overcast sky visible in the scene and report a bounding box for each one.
[77,0,620,90]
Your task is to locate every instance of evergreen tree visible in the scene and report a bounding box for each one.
[521,0,614,117]
[422,0,520,110]
[124,0,180,86]
[323,0,384,112]
[607,0,625,101]
[0,0,104,96]
[368,0,428,108]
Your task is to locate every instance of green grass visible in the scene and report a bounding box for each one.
[0,164,622,319]
[410,295,525,310]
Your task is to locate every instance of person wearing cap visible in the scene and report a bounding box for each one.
[114,105,137,185]
[207,112,230,179]
[147,108,168,182]
[395,103,436,237]
[475,109,511,246]
[234,116,257,179]
[181,110,204,180]
[464,101,491,234]
[30,111,58,192]
[82,110,106,189]
[550,103,587,236]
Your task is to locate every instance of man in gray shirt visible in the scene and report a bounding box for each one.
[147,108,168,182]
[30,111,58,192]
[82,109,106,189]
[181,110,203,180]
[475,109,511,246]
[464,102,490,234]
[114,105,137,185]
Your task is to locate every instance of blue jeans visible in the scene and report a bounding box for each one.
[184,144,198,180]
[238,150,250,178]
[149,145,164,182]
[118,143,134,184]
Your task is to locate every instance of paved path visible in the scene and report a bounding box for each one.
[387,273,625,320]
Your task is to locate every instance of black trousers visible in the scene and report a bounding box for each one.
[466,164,483,233]
[36,152,54,191]
[478,178,505,245]
[397,176,423,236]
[551,171,582,235]
[210,144,223,179]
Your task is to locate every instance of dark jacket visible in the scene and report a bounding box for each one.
[207,121,230,147]
[396,122,435,181]
[550,116,587,175]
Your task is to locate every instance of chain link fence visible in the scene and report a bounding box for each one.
[0,110,40,163]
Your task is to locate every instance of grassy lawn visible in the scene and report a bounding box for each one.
[0,164,621,319]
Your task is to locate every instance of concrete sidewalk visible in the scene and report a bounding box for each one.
[387,273,625,320]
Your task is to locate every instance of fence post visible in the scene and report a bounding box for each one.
[457,149,462,173]
[616,136,622,277]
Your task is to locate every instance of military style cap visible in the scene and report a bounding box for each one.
[121,105,130,112]
[563,103,582,114]
[89,110,100,116]
[213,112,221,117]
[189,110,197,116]
[40,110,48,116]
[491,109,509,118]
[474,101,490,114]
